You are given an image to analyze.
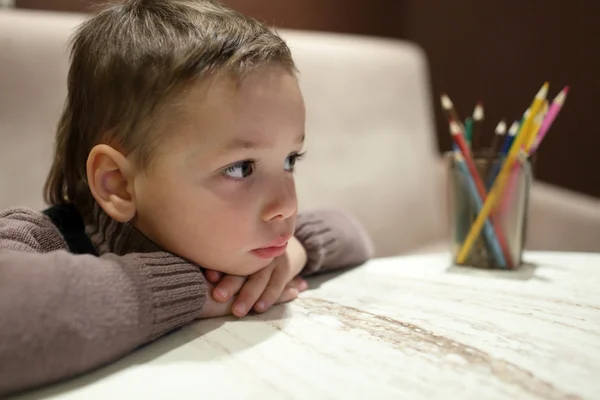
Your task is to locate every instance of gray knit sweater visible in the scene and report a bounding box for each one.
[0,205,373,396]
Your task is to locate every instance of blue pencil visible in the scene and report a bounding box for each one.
[486,120,520,189]
[453,145,507,267]
[500,120,520,154]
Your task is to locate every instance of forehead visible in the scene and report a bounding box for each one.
[176,66,305,146]
[147,66,306,172]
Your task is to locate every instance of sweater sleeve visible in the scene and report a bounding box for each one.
[294,209,375,276]
[0,208,206,396]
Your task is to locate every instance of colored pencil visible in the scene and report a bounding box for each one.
[498,112,544,217]
[441,94,465,133]
[486,120,518,189]
[491,120,507,156]
[501,121,520,155]
[464,117,474,147]
[472,101,484,151]
[452,146,506,267]
[449,120,485,194]
[524,101,549,152]
[449,121,514,267]
[530,86,569,153]
[456,82,549,265]
[488,107,530,187]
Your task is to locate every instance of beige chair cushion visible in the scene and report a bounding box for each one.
[0,10,75,211]
[282,31,447,256]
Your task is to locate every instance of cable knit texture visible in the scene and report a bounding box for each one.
[0,206,206,396]
[0,204,373,396]
[296,209,375,276]
[84,204,207,339]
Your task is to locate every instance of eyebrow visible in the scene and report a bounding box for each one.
[224,134,305,151]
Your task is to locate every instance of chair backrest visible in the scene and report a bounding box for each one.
[282,31,446,255]
[0,10,446,256]
[0,10,75,211]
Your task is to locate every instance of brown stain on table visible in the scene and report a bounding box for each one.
[298,297,582,400]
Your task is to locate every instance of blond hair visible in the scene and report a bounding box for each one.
[44,0,295,212]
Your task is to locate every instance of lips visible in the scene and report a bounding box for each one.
[251,243,288,259]
[251,235,292,259]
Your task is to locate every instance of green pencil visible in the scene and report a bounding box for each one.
[464,117,474,148]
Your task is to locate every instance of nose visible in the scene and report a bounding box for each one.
[261,177,297,222]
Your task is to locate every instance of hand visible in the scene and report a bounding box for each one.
[198,279,303,319]
[204,236,309,317]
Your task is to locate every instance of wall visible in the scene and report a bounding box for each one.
[14,0,600,197]
[401,1,600,198]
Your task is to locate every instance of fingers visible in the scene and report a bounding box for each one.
[285,276,309,292]
[199,293,235,319]
[204,270,222,284]
[232,265,274,317]
[275,287,299,304]
[212,275,246,303]
[253,265,289,313]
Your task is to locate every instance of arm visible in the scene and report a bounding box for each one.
[295,209,375,276]
[0,209,206,396]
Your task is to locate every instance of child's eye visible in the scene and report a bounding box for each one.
[223,160,255,179]
[284,152,305,172]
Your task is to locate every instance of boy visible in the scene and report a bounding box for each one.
[0,0,373,395]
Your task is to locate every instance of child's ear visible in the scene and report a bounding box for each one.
[87,144,137,223]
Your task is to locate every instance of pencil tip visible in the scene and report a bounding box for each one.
[473,102,484,120]
[449,120,461,135]
[552,87,569,105]
[508,121,520,135]
[441,94,453,109]
[495,120,507,135]
[537,82,549,99]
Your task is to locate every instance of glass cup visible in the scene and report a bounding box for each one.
[446,151,533,269]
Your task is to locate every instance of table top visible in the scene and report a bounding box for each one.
[20,251,600,400]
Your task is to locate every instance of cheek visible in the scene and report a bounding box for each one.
[197,181,259,238]
[174,191,267,274]
[160,182,259,253]
[134,171,268,273]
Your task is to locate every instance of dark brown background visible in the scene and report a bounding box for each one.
[15,0,600,198]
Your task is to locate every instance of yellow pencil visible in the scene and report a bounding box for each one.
[497,110,545,216]
[456,82,549,264]
[524,100,548,152]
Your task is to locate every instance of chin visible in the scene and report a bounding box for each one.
[212,255,272,276]
[246,258,273,274]
[243,255,273,275]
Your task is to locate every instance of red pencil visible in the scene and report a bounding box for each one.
[450,120,484,192]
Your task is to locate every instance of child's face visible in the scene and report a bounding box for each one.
[133,66,305,275]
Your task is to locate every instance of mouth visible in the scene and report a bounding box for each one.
[251,243,288,259]
[251,234,292,259]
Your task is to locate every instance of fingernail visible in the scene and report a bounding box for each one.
[255,301,265,311]
[217,288,228,299]
[234,302,246,314]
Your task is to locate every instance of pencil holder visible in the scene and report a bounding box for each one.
[446,151,533,269]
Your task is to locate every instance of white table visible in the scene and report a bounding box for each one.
[20,252,600,400]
